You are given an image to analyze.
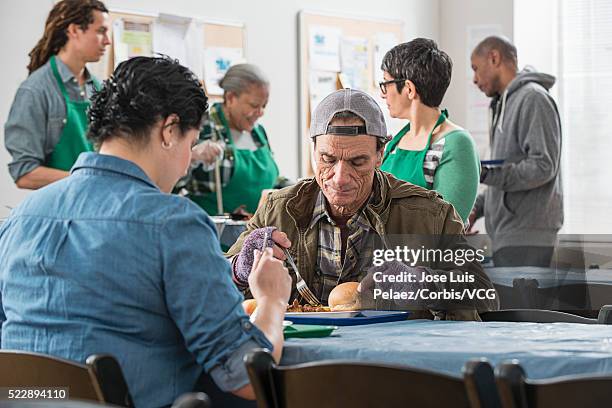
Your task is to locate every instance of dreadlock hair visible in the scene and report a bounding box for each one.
[88,55,209,147]
[27,0,108,74]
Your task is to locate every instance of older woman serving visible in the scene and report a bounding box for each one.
[0,56,290,407]
[379,38,480,224]
[176,63,282,215]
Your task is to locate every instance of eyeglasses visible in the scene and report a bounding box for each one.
[379,79,406,95]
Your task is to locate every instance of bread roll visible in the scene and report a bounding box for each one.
[242,299,257,316]
[328,282,360,311]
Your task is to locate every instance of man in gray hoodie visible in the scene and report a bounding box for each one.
[468,36,563,267]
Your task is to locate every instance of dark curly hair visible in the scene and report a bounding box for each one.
[381,38,452,108]
[88,56,209,146]
[28,0,108,74]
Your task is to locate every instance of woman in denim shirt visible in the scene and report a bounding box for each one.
[0,56,291,407]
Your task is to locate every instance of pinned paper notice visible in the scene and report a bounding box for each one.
[151,15,204,78]
[153,20,188,67]
[340,36,369,90]
[309,26,341,72]
[113,19,152,68]
[309,70,337,116]
[373,32,398,85]
[203,47,245,95]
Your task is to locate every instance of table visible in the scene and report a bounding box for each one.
[210,216,247,250]
[281,320,612,379]
[484,267,612,312]
[485,267,612,288]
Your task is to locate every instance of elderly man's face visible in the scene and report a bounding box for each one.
[314,124,383,217]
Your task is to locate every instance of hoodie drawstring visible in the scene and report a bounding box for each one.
[497,89,508,132]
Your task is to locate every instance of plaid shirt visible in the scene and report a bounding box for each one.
[175,102,266,195]
[310,191,377,302]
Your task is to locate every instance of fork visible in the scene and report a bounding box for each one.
[281,247,321,306]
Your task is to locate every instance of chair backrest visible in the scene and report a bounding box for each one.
[0,351,133,407]
[245,349,500,408]
[481,305,612,324]
[480,309,598,324]
[171,392,212,408]
[86,355,134,407]
[496,360,612,408]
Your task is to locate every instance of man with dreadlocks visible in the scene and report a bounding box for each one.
[4,0,110,190]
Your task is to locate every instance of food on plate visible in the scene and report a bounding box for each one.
[328,282,360,311]
[285,281,360,312]
[286,299,330,313]
[242,299,258,316]
[245,298,331,316]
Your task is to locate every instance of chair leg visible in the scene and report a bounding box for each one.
[597,305,612,324]
[495,361,528,408]
[463,359,501,408]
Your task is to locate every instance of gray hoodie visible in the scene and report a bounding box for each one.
[474,67,563,252]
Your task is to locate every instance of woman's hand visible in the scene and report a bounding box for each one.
[249,248,292,305]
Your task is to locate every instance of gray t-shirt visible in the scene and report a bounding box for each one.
[4,56,98,181]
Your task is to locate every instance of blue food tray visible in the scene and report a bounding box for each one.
[285,310,410,326]
[481,159,505,166]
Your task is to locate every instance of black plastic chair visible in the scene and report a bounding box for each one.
[0,392,211,408]
[0,351,134,407]
[0,401,114,408]
[480,305,612,324]
[245,349,501,408]
[171,392,212,408]
[495,360,612,408]
[492,275,592,315]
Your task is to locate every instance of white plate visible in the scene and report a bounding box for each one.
[282,320,294,327]
[285,311,360,318]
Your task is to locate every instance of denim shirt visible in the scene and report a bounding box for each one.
[0,153,271,407]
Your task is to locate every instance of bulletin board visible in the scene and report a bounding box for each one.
[298,10,404,177]
[204,23,245,49]
[87,8,246,101]
[87,10,155,80]
[201,21,247,99]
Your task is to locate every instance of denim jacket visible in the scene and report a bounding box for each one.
[0,152,271,407]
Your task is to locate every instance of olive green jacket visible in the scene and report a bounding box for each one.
[227,170,499,321]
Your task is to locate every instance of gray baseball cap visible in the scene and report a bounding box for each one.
[310,88,389,140]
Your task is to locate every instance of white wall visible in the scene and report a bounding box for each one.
[0,0,54,210]
[439,0,514,134]
[0,0,439,209]
[514,0,557,96]
[438,0,514,233]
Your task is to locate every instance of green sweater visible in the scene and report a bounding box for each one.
[432,130,480,222]
[382,129,480,223]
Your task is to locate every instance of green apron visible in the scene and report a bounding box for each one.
[47,55,98,171]
[380,110,448,188]
[191,106,279,215]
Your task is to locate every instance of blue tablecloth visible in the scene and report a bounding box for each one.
[281,320,612,379]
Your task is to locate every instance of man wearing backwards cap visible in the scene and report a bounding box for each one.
[227,89,498,320]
